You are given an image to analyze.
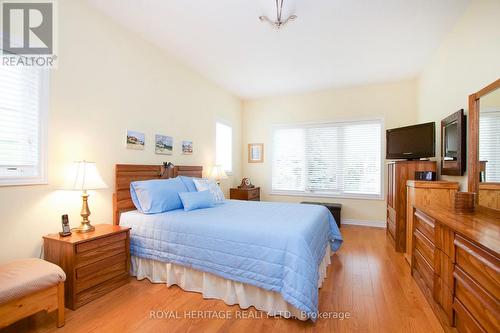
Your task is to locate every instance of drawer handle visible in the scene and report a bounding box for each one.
[414,210,435,228]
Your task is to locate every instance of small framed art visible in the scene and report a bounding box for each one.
[182,140,193,154]
[155,134,173,155]
[248,143,264,163]
[126,130,145,150]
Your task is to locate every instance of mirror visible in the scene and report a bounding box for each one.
[479,90,500,183]
[468,78,500,211]
[441,109,465,176]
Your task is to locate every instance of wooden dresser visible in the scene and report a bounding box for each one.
[406,180,459,265]
[230,187,260,201]
[43,224,130,310]
[387,160,437,252]
[411,206,499,332]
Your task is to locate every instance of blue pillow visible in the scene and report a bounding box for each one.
[130,178,188,214]
[179,190,215,212]
[178,176,198,192]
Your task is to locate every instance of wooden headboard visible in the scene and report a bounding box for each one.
[112,164,203,225]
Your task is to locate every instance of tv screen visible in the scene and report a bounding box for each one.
[386,122,435,159]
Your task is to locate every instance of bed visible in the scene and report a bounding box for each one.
[113,164,343,320]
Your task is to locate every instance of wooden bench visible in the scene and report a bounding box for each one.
[0,258,66,329]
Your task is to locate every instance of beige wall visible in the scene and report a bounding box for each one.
[0,0,242,262]
[242,79,418,223]
[417,0,500,189]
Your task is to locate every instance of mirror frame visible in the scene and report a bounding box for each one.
[467,78,500,198]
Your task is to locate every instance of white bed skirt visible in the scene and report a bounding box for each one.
[131,247,332,321]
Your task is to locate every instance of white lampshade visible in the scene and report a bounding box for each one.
[63,161,107,191]
[209,165,228,181]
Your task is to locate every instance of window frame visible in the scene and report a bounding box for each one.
[269,118,385,200]
[215,119,233,175]
[0,68,49,186]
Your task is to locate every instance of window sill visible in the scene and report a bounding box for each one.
[0,177,48,187]
[269,191,384,201]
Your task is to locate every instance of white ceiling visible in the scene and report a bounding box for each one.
[86,0,469,99]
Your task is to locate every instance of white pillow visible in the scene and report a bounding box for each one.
[192,178,225,204]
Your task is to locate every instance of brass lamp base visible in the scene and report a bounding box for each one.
[75,222,95,233]
[75,190,95,233]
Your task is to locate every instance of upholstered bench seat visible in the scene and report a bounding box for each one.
[0,258,66,328]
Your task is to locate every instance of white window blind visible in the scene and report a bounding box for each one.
[479,110,500,182]
[216,122,232,173]
[272,120,383,199]
[0,65,48,185]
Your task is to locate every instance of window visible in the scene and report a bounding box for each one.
[479,110,500,182]
[272,119,383,199]
[0,66,48,185]
[216,121,232,173]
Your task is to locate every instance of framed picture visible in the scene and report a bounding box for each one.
[182,140,193,154]
[126,130,145,150]
[248,143,264,163]
[155,134,173,155]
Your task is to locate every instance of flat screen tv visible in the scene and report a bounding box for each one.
[386,122,435,160]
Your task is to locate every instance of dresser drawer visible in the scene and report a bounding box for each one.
[414,248,434,290]
[414,210,435,243]
[247,189,260,200]
[414,229,435,266]
[453,298,487,333]
[387,216,396,239]
[454,266,499,333]
[76,239,126,268]
[76,232,127,253]
[75,252,127,292]
[387,207,396,223]
[454,234,500,300]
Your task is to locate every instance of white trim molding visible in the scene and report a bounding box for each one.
[342,219,386,228]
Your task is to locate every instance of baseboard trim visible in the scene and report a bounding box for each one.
[342,219,386,228]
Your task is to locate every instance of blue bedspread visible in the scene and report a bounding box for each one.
[120,200,343,319]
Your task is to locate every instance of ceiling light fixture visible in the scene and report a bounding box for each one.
[259,0,297,30]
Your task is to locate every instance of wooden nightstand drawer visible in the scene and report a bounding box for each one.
[76,252,127,292]
[76,232,126,253]
[230,187,260,201]
[247,189,260,200]
[76,239,126,268]
[75,274,129,308]
[43,224,130,310]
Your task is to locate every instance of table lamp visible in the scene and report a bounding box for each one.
[63,161,107,233]
[209,165,228,186]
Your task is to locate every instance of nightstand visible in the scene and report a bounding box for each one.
[230,187,260,201]
[43,224,130,310]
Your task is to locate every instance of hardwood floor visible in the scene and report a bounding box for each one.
[2,226,445,333]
